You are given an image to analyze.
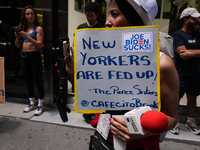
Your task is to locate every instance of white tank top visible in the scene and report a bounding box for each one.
[160,51,164,58]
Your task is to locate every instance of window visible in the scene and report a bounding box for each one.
[75,0,91,13]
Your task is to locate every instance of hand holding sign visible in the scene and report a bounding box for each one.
[74,26,160,113]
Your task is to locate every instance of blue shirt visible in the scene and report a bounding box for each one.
[172,29,200,76]
[23,26,37,43]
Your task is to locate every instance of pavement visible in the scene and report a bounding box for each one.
[0,97,200,150]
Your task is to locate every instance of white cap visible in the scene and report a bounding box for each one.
[180,7,200,19]
[105,0,158,25]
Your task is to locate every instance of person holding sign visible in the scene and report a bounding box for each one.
[65,0,179,149]
[90,0,179,149]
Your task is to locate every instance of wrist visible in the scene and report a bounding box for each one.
[69,70,74,77]
[16,38,20,43]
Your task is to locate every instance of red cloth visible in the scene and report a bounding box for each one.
[90,114,100,128]
[91,114,160,150]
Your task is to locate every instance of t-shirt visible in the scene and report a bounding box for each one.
[160,32,174,61]
[74,22,104,37]
[76,22,104,29]
[172,29,200,76]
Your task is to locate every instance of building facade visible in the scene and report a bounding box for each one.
[0,0,199,106]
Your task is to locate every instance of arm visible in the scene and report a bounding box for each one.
[14,32,22,48]
[19,26,44,49]
[109,54,179,142]
[160,54,179,131]
[175,46,200,60]
[35,26,44,49]
[172,31,200,60]
[64,46,74,86]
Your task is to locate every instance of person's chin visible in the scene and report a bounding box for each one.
[89,21,95,25]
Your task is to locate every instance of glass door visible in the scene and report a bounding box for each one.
[0,0,43,102]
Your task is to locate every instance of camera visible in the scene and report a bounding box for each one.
[53,37,71,123]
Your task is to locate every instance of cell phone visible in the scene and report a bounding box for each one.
[13,26,23,43]
[63,40,71,61]
[13,26,20,32]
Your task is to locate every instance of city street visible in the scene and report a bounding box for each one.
[0,101,200,150]
[0,116,93,150]
[0,116,200,150]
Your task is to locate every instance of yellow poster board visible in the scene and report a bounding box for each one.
[74,26,160,113]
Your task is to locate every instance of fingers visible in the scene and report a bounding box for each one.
[70,46,74,57]
[19,31,27,38]
[14,32,19,38]
[180,52,190,60]
[64,56,68,63]
[65,46,74,62]
[111,126,128,142]
[110,117,131,142]
[180,50,185,53]
[112,117,127,127]
[64,56,70,66]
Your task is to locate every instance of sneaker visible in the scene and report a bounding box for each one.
[23,105,37,113]
[171,122,180,134]
[185,121,200,135]
[34,106,45,116]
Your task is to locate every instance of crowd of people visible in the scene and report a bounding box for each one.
[14,0,200,149]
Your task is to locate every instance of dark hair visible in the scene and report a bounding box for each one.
[85,2,99,15]
[115,0,144,26]
[180,16,190,24]
[18,5,40,31]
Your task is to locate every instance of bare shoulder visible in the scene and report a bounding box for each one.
[36,26,44,37]
[160,53,178,85]
[160,54,174,73]
[160,53,179,90]
[36,26,43,32]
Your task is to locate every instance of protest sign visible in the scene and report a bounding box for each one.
[74,26,160,113]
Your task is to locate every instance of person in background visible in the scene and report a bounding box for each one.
[65,0,179,149]
[75,2,104,124]
[14,5,45,116]
[171,7,200,135]
[76,2,104,29]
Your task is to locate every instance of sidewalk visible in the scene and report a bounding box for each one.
[0,97,200,147]
[0,100,93,130]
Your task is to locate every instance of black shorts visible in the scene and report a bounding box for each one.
[179,75,200,98]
